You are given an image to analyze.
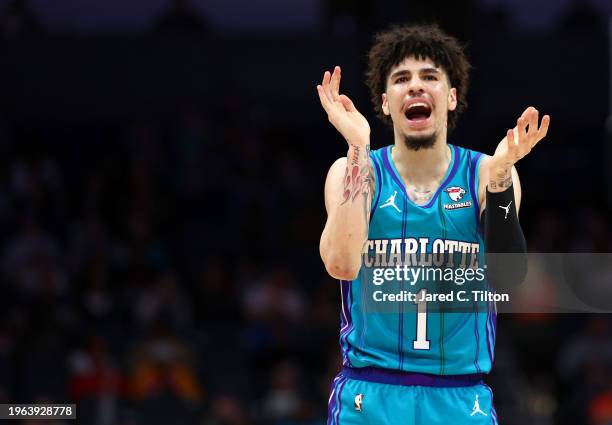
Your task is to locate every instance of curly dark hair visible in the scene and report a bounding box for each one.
[365,24,471,131]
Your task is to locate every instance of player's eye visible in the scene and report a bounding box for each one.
[424,75,438,81]
[395,76,408,84]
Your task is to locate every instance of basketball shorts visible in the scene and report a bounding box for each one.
[327,367,499,425]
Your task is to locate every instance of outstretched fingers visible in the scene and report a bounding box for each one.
[510,107,552,159]
[506,128,517,159]
[535,114,551,145]
[516,116,527,146]
[527,108,538,140]
[498,107,551,168]
[321,71,333,103]
[329,66,341,101]
[317,65,352,114]
[316,84,332,113]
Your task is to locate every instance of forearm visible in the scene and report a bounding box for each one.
[481,106,550,288]
[483,184,527,289]
[321,144,374,279]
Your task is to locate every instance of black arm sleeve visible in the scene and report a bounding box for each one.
[482,185,528,290]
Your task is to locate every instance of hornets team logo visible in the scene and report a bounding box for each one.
[443,186,472,210]
[445,186,466,201]
[354,394,364,412]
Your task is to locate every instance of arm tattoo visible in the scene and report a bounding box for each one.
[341,144,375,243]
[341,144,372,205]
[489,168,513,190]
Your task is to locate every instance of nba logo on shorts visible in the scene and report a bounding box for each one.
[354,394,364,412]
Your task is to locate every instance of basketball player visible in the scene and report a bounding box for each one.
[317,24,550,424]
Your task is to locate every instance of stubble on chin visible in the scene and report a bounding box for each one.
[403,131,437,151]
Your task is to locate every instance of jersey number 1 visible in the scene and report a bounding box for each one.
[413,289,430,350]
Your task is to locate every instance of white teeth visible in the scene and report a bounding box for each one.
[407,102,430,110]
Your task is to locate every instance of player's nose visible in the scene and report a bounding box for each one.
[407,77,425,94]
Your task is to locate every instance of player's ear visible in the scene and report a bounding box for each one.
[448,88,457,111]
[382,93,390,115]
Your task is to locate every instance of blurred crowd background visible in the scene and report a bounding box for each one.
[0,0,610,424]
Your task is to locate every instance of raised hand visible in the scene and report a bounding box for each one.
[489,107,550,189]
[317,66,370,147]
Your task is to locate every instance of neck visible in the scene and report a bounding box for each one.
[391,130,451,185]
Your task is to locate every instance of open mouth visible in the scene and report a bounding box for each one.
[404,102,432,122]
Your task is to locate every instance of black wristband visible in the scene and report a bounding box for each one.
[482,185,527,289]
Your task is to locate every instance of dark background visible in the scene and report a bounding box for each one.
[0,0,610,424]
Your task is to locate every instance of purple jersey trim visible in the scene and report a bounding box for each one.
[326,375,341,425]
[473,305,483,373]
[484,385,499,425]
[342,366,484,387]
[487,296,495,365]
[334,377,347,425]
[339,280,353,367]
[369,154,383,222]
[486,306,494,366]
[398,194,408,370]
[381,145,460,209]
[468,151,484,228]
[485,282,497,365]
[327,375,346,425]
[381,146,409,199]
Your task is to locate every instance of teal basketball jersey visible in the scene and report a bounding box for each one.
[338,143,496,376]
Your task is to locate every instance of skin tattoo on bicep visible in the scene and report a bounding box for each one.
[341,144,375,238]
[341,144,373,205]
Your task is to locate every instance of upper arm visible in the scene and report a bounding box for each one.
[323,157,348,216]
[323,156,376,215]
[320,157,348,259]
[320,155,376,257]
[478,156,522,217]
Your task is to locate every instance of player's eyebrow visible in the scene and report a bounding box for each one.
[389,67,441,79]
[420,67,441,75]
[389,69,410,79]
